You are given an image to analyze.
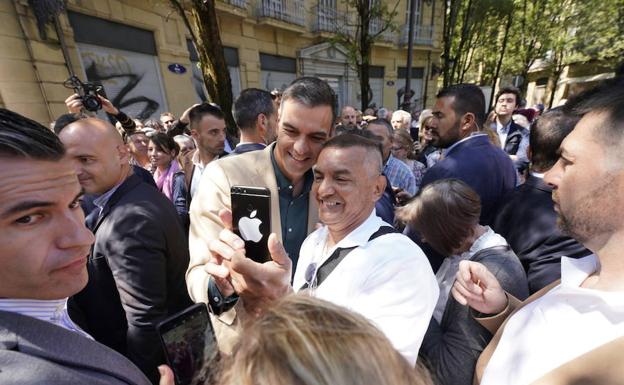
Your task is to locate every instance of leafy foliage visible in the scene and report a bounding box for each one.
[442,0,623,101]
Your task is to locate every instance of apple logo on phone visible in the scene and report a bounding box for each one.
[238,209,263,243]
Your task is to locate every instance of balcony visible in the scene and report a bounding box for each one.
[399,24,434,46]
[257,0,305,27]
[227,0,247,8]
[369,17,396,44]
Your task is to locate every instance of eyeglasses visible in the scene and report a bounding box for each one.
[304,262,318,293]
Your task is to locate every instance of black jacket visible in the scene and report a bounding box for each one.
[491,175,590,293]
[69,174,192,384]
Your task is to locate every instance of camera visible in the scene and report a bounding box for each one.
[63,76,104,112]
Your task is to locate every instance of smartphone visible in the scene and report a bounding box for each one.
[231,186,271,263]
[157,303,217,385]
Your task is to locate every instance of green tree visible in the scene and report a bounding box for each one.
[168,0,237,136]
[328,0,400,110]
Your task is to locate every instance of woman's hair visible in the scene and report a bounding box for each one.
[393,129,414,152]
[219,295,433,385]
[149,132,179,157]
[396,178,481,256]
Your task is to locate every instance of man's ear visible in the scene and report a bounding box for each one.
[117,144,130,163]
[460,112,477,132]
[372,174,386,201]
[258,113,267,129]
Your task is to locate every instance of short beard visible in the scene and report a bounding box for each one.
[557,174,621,244]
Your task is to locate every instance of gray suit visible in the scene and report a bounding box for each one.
[0,310,150,385]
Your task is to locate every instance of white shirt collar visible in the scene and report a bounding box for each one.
[311,209,383,262]
[530,171,545,179]
[191,150,219,169]
[560,254,600,288]
[443,133,488,156]
[0,298,67,323]
[496,118,513,134]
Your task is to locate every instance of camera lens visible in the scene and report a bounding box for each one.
[83,95,102,112]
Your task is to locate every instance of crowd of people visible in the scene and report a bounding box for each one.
[1,71,623,385]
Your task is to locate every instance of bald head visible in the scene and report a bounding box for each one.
[58,117,131,195]
[340,106,358,128]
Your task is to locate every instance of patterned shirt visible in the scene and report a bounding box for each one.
[384,154,417,195]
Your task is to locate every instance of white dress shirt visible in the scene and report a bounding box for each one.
[481,254,624,385]
[293,210,439,365]
[0,298,92,339]
[190,151,218,198]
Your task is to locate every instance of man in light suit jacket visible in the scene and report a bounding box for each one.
[492,108,590,294]
[188,77,336,351]
[453,78,624,385]
[0,108,150,385]
[57,116,192,383]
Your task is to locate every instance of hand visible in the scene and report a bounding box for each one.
[180,103,201,124]
[65,93,83,114]
[98,95,119,115]
[225,232,292,316]
[395,190,412,206]
[451,260,508,315]
[204,209,241,297]
[208,209,291,316]
[158,365,175,385]
[65,93,119,115]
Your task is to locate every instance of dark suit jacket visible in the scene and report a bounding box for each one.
[0,310,150,385]
[502,121,526,155]
[419,246,529,385]
[421,135,516,225]
[491,175,591,293]
[69,174,192,383]
[229,142,266,155]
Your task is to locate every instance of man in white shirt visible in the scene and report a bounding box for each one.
[208,133,439,364]
[493,86,529,170]
[453,78,624,384]
[0,108,150,385]
[179,103,227,200]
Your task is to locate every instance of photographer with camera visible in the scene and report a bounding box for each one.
[65,92,136,132]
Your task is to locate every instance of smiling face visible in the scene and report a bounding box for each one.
[59,118,130,195]
[0,158,95,299]
[128,132,148,158]
[148,140,175,171]
[274,100,333,183]
[544,111,624,248]
[313,146,385,242]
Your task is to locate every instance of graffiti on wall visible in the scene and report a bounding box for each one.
[77,43,167,120]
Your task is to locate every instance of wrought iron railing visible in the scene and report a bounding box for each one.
[258,0,305,26]
[399,24,434,46]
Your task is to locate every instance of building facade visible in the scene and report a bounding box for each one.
[0,0,443,125]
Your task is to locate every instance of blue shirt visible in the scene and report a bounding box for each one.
[384,154,417,195]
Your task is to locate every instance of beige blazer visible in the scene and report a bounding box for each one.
[474,280,624,385]
[187,144,319,351]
